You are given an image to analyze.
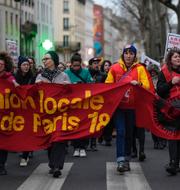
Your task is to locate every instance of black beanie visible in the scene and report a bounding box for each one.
[71,53,82,63]
[18,56,29,68]
[46,51,59,67]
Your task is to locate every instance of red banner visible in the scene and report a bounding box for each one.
[0,80,179,151]
[134,86,180,140]
[0,80,129,151]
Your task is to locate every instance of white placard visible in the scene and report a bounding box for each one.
[141,54,160,68]
[164,33,180,56]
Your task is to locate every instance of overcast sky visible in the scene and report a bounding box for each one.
[93,0,106,5]
[93,0,114,7]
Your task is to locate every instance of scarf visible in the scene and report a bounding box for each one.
[41,68,60,82]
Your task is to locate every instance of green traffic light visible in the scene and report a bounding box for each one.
[42,39,53,50]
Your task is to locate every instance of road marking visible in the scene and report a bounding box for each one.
[106,162,152,190]
[17,163,73,190]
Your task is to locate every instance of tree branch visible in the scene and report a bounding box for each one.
[121,1,140,21]
[158,0,178,13]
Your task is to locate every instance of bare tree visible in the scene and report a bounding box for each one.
[158,0,180,33]
[112,0,167,59]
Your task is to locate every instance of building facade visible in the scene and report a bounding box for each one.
[103,8,113,62]
[93,4,104,58]
[0,0,20,63]
[84,0,94,64]
[0,0,37,64]
[53,0,86,63]
[20,0,37,58]
[34,0,54,65]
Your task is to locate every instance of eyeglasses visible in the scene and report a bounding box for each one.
[42,57,51,62]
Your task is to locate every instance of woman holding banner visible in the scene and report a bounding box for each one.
[36,51,71,178]
[0,52,19,175]
[157,48,180,175]
[105,44,151,173]
[15,56,36,167]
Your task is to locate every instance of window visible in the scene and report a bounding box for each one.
[41,3,45,22]
[32,0,34,7]
[63,35,69,47]
[63,18,69,30]
[10,13,13,35]
[15,14,18,36]
[5,11,8,34]
[63,0,69,13]
[25,12,27,21]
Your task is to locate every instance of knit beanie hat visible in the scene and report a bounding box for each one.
[46,51,59,67]
[123,44,137,56]
[18,56,29,68]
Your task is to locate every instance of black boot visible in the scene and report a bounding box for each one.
[105,141,112,146]
[131,150,137,158]
[154,142,159,149]
[166,162,177,175]
[0,167,7,175]
[53,168,62,178]
[139,152,146,162]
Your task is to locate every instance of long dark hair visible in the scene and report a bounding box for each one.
[100,60,112,73]
[165,48,180,71]
[0,52,13,72]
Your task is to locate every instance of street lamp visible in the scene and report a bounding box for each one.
[42,39,53,51]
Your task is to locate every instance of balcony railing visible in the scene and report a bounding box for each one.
[55,42,81,52]
[21,21,37,38]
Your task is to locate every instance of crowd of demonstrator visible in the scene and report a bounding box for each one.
[0,45,179,177]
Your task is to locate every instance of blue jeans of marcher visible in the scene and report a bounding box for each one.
[113,108,135,163]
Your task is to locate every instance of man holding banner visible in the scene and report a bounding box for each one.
[105,44,151,173]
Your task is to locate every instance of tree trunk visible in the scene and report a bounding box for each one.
[177,9,180,34]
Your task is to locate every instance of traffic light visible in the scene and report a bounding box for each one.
[42,39,53,51]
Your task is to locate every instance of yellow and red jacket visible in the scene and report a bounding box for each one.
[105,58,153,91]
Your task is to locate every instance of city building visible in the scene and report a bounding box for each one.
[93,4,104,58]
[84,0,94,65]
[0,0,37,64]
[103,8,113,62]
[53,0,86,63]
[0,0,20,63]
[20,0,37,58]
[34,0,54,65]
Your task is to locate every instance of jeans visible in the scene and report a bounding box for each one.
[113,108,135,163]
